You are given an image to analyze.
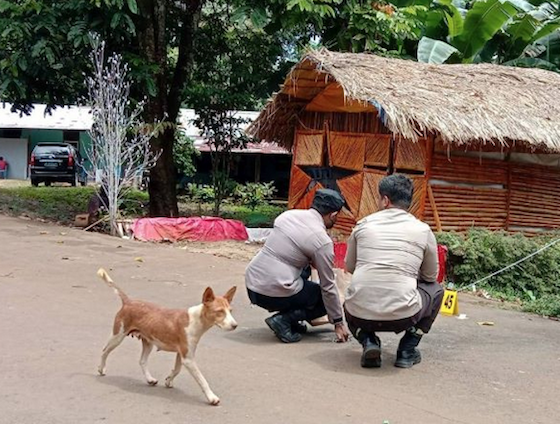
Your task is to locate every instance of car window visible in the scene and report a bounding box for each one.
[34,146,69,155]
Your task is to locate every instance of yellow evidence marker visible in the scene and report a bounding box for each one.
[440,288,459,316]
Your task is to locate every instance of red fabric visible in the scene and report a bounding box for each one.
[332,241,448,284]
[132,217,249,242]
[437,244,448,284]
[333,242,348,269]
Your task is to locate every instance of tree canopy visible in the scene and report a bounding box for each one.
[2,0,560,215]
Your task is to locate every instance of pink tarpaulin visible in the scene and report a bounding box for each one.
[132,217,249,242]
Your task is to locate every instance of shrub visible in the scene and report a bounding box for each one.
[436,229,560,315]
[523,294,560,317]
[0,186,149,225]
[233,182,276,210]
[173,128,199,177]
[187,183,216,203]
[221,203,285,227]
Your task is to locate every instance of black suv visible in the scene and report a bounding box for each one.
[30,143,87,187]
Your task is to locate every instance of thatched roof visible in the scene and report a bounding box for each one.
[248,49,560,151]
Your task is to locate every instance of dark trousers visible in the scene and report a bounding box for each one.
[247,279,327,322]
[345,281,445,337]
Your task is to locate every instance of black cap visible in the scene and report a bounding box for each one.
[311,188,346,215]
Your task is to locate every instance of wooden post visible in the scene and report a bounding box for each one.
[288,127,299,209]
[505,149,512,230]
[428,184,442,232]
[418,135,434,220]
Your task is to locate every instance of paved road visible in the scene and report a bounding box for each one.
[1,214,559,424]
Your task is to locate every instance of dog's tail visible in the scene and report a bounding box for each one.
[97,268,129,304]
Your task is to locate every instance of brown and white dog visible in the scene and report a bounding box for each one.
[96,268,237,405]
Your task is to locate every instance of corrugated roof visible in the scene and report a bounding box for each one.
[0,104,289,154]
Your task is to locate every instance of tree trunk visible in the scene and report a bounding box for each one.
[136,0,203,217]
[149,127,178,216]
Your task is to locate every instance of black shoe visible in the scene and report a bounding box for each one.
[265,314,302,343]
[360,336,382,368]
[291,321,307,334]
[395,348,422,368]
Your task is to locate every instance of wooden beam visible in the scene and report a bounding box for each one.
[428,184,442,232]
[418,136,434,220]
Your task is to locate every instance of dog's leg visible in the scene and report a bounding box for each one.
[183,358,220,406]
[98,329,126,376]
[139,339,158,386]
[164,353,182,388]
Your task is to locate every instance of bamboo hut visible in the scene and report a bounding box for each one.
[247,49,560,235]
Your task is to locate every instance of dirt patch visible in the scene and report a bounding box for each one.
[178,240,261,261]
[0,179,30,188]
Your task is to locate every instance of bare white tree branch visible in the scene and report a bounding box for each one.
[85,35,160,236]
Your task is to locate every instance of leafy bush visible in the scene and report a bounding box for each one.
[221,203,284,227]
[436,229,560,315]
[0,186,149,225]
[233,181,276,210]
[173,128,199,177]
[187,183,216,203]
[187,181,276,210]
[523,294,560,317]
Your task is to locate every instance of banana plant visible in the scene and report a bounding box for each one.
[418,0,518,63]
[418,0,560,70]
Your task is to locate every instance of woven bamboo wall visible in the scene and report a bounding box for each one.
[424,154,508,231]
[509,163,560,230]
[289,123,428,235]
[289,114,560,235]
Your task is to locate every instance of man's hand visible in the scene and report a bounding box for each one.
[334,323,350,343]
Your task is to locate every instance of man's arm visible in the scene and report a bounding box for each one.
[344,228,358,274]
[313,243,344,324]
[419,230,439,283]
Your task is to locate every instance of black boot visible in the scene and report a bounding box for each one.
[357,330,382,368]
[265,310,307,343]
[287,309,308,334]
[291,322,308,334]
[395,328,423,368]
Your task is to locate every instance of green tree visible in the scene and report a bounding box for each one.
[0,0,203,216]
[186,1,295,214]
[173,128,198,178]
[0,0,296,217]
[239,0,440,57]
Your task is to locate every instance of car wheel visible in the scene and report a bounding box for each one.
[45,181,52,187]
[31,178,39,187]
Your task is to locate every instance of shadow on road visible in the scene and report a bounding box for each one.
[85,374,206,405]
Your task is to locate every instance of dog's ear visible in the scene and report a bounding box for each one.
[202,287,215,304]
[224,286,237,303]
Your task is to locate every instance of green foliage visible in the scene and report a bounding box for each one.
[523,294,560,317]
[178,195,285,227]
[0,186,148,225]
[233,182,277,210]
[417,36,459,63]
[187,181,276,210]
[221,203,285,227]
[187,183,217,204]
[417,0,560,68]
[0,0,137,110]
[173,129,199,177]
[341,2,427,53]
[436,230,560,316]
[452,0,518,60]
